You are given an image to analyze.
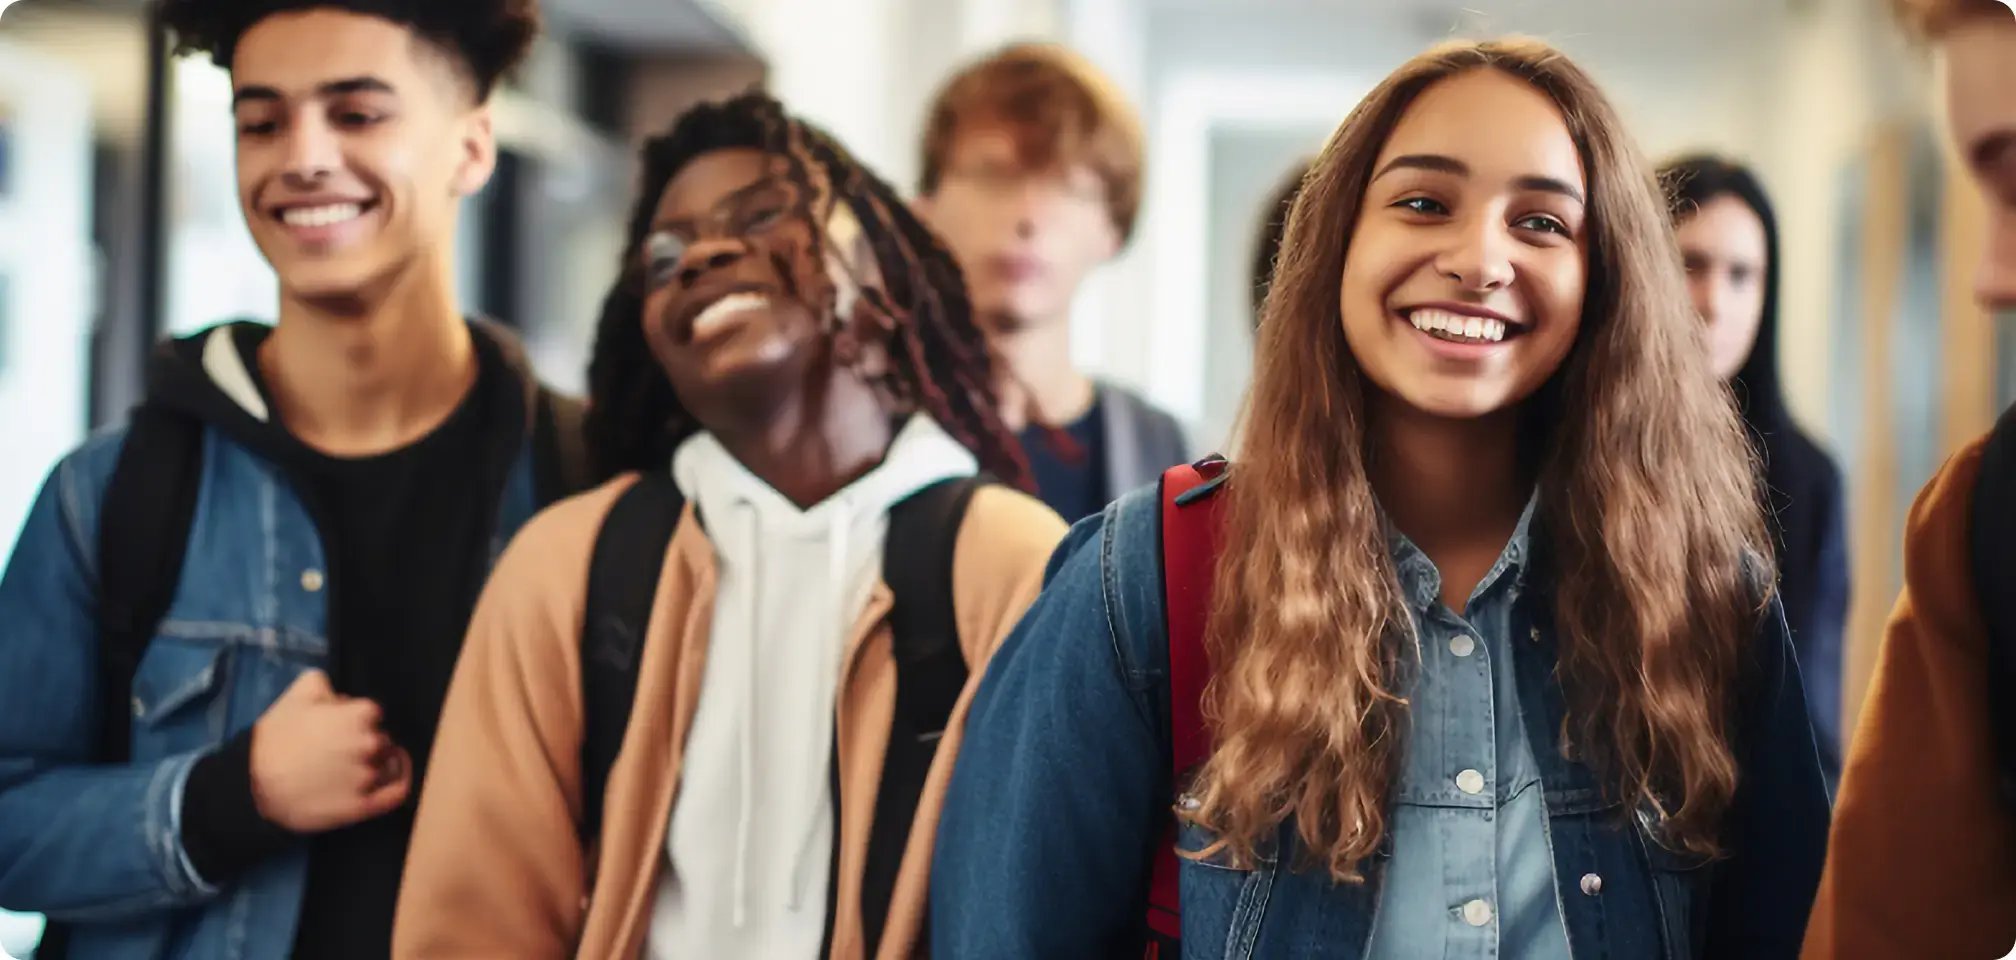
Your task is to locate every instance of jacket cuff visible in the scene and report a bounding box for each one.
[176,732,296,887]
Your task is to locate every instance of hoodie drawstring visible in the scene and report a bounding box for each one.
[729,502,760,929]
[787,506,850,909]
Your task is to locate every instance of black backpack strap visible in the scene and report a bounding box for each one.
[578,473,685,843]
[95,406,207,761]
[532,387,592,507]
[859,474,988,956]
[1969,405,2016,806]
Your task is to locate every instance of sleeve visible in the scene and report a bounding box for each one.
[931,515,1168,958]
[0,447,228,920]
[1706,596,1832,957]
[1801,443,2016,959]
[392,500,603,959]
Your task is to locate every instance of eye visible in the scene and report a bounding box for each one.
[741,205,787,233]
[1394,196,1448,216]
[335,111,385,129]
[644,232,688,283]
[237,120,278,137]
[1514,213,1569,236]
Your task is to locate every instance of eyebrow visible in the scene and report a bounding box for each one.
[651,175,788,232]
[1372,152,1586,205]
[231,76,396,108]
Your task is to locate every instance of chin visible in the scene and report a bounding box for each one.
[1388,379,1523,422]
[271,256,395,305]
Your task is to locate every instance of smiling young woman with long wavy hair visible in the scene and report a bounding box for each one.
[931,38,1831,959]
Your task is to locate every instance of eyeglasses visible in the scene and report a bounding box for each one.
[943,161,1106,206]
[642,177,800,287]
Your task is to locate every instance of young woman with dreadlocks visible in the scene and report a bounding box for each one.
[392,92,1064,959]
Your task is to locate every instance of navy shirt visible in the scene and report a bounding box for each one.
[1021,398,1108,525]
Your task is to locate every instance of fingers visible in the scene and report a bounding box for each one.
[359,748,413,817]
[284,668,335,701]
[343,697,384,729]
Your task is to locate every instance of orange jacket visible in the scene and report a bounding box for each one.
[1803,436,2016,958]
[392,475,1064,959]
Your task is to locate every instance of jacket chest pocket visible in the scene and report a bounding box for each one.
[1542,792,1673,959]
[1174,814,1278,960]
[129,639,233,756]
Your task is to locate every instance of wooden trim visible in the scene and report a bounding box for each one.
[1942,145,1995,452]
[1843,125,1908,734]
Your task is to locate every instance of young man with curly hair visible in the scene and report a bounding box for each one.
[0,2,584,957]
[1802,1,2016,956]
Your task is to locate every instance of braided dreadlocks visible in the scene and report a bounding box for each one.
[585,91,1030,492]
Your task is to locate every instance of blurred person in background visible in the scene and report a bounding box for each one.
[393,91,1064,960]
[1250,159,1311,333]
[916,43,1187,525]
[1803,1,2016,956]
[1662,154,1850,790]
[934,37,1827,958]
[0,1,592,958]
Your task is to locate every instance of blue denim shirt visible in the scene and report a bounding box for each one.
[0,423,543,960]
[933,481,1830,959]
[1372,501,1570,958]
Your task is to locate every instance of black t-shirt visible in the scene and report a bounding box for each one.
[170,325,521,959]
[1021,397,1108,526]
[284,359,498,958]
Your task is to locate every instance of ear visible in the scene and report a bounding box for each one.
[452,104,498,198]
[1093,216,1122,264]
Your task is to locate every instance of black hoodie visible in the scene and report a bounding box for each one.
[1665,156,1851,786]
[154,320,555,958]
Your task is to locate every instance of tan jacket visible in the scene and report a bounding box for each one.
[393,474,1065,959]
[1801,436,2016,958]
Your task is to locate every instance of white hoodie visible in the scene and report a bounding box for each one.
[644,415,979,960]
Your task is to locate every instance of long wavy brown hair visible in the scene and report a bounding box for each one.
[1189,38,1772,881]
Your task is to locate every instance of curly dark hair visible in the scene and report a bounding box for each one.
[585,91,1031,491]
[156,0,538,101]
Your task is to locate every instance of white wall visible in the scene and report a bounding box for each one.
[0,37,92,561]
[700,0,1064,192]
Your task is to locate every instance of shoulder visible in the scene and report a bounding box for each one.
[1097,381,1185,434]
[1905,432,1988,555]
[1775,425,1846,498]
[958,483,1068,572]
[491,474,641,586]
[59,424,132,495]
[949,484,1068,658]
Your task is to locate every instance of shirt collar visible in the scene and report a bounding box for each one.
[1385,492,1539,613]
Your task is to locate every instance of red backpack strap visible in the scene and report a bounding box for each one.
[1144,456,1228,954]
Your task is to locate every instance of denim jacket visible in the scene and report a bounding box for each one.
[932,482,1831,959]
[0,326,549,960]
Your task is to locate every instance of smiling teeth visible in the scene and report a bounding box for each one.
[282,204,364,228]
[1409,309,1507,343]
[692,292,770,336]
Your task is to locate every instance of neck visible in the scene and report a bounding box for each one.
[709,373,896,510]
[988,318,1092,431]
[260,269,477,457]
[1368,397,1529,609]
